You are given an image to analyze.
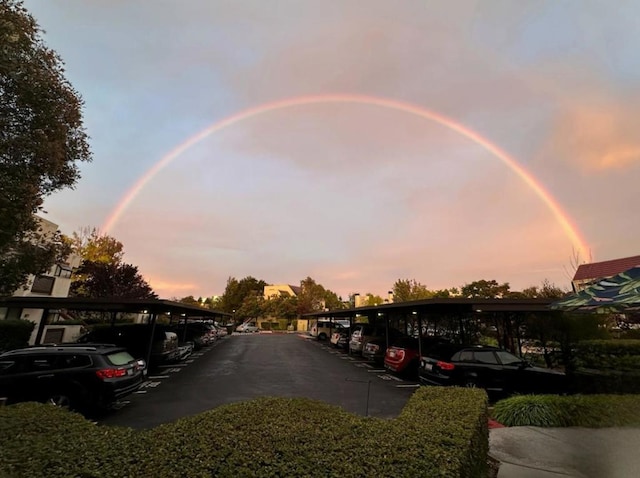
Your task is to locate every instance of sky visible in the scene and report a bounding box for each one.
[25,0,640,299]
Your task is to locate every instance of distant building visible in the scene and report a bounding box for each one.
[263,284,301,299]
[353,291,394,307]
[1,216,81,344]
[572,255,640,292]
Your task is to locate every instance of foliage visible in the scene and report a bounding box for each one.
[569,369,640,394]
[0,0,91,293]
[493,394,640,427]
[70,227,124,265]
[263,293,298,321]
[392,278,434,302]
[219,276,267,314]
[0,388,488,478]
[235,291,265,321]
[509,279,568,299]
[296,276,344,314]
[69,260,156,299]
[460,279,511,298]
[178,295,199,306]
[0,319,34,352]
[572,340,640,371]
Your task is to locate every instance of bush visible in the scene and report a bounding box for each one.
[569,368,640,394]
[572,339,640,371]
[0,388,488,478]
[493,394,640,427]
[0,319,35,352]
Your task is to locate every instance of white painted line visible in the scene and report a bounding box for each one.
[184,359,195,364]
[387,375,403,382]
[157,364,187,368]
[134,390,147,394]
[362,363,373,368]
[140,381,161,388]
[367,369,386,373]
[147,375,170,379]
[396,384,421,388]
[377,374,392,381]
[167,368,182,373]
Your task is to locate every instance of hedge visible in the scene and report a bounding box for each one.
[0,388,488,478]
[572,339,640,371]
[0,319,35,352]
[569,368,640,395]
[493,394,640,427]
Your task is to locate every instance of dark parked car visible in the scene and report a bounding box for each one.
[419,344,566,397]
[0,344,144,411]
[77,324,179,366]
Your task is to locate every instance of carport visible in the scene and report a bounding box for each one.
[0,297,231,366]
[303,298,556,358]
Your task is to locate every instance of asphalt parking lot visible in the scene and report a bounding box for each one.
[99,333,417,429]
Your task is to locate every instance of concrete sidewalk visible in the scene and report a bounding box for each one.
[490,426,640,477]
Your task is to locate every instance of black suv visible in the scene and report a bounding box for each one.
[0,344,144,411]
[419,344,566,397]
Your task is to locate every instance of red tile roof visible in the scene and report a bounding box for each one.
[573,255,640,282]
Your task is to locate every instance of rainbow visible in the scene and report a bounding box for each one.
[102,93,590,259]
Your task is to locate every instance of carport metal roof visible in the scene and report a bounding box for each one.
[302,297,556,318]
[0,296,231,318]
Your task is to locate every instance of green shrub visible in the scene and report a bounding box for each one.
[572,339,640,371]
[570,368,640,394]
[0,389,488,478]
[0,319,35,352]
[493,394,640,427]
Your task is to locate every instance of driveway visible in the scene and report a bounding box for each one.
[100,334,416,429]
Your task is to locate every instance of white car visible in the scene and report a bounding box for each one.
[236,323,260,333]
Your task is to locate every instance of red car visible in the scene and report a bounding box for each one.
[384,336,451,377]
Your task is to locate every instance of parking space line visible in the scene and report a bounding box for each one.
[367,369,386,373]
[387,375,403,382]
[147,375,170,379]
[157,364,187,368]
[396,384,420,388]
[134,390,147,394]
[166,368,182,373]
[183,359,195,364]
[377,374,392,381]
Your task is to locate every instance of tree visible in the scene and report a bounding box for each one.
[392,279,434,302]
[0,1,91,293]
[178,295,199,306]
[219,276,267,314]
[70,227,124,265]
[510,280,568,299]
[296,277,344,314]
[69,261,157,299]
[460,279,511,299]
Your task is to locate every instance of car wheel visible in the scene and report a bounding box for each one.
[463,378,478,388]
[47,392,74,410]
[318,333,327,341]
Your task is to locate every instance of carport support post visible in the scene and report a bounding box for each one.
[33,308,50,345]
[146,313,158,368]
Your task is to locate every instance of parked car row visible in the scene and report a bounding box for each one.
[0,321,229,413]
[324,323,568,398]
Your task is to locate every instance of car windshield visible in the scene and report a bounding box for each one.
[495,350,524,366]
[107,351,135,366]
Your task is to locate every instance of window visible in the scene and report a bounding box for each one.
[54,265,72,278]
[473,351,499,364]
[458,350,474,362]
[107,351,135,366]
[495,350,523,366]
[31,275,55,294]
[60,355,92,368]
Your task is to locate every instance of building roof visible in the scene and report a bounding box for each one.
[573,255,640,282]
